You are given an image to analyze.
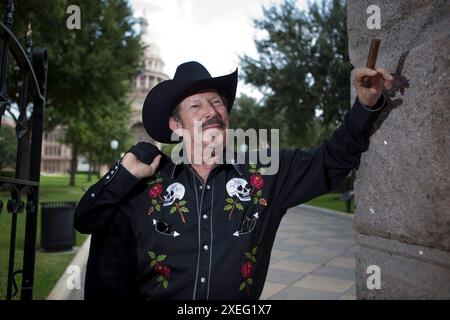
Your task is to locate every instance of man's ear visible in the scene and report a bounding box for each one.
[169,117,184,139]
[169,117,181,132]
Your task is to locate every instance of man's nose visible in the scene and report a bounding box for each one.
[203,101,219,119]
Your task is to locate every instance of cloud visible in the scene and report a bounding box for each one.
[130,0,309,99]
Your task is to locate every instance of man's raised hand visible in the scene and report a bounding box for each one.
[354,67,393,107]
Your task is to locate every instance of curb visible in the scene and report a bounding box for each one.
[298,204,355,221]
[46,235,91,300]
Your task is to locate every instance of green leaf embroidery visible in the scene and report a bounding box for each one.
[178,200,187,206]
[170,206,177,214]
[256,190,262,197]
[251,256,256,263]
[155,178,163,183]
[239,282,246,291]
[151,199,157,205]
[224,204,233,211]
[253,197,258,204]
[150,260,157,268]
[156,275,164,282]
[156,255,167,262]
[225,198,234,204]
[252,247,258,255]
[245,252,253,259]
[249,163,257,169]
[155,204,161,211]
[181,206,189,213]
[163,280,169,288]
[236,203,244,211]
[249,169,256,173]
[148,251,156,259]
[247,278,253,285]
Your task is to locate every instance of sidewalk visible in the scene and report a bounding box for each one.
[261,205,356,300]
[52,204,356,300]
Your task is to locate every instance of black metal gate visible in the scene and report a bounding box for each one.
[0,0,48,300]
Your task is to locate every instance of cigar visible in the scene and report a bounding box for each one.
[363,38,381,88]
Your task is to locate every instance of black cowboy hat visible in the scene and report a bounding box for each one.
[142,61,238,144]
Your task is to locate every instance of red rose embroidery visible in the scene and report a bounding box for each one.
[155,262,171,277]
[239,246,258,295]
[241,261,254,279]
[250,174,264,189]
[149,183,163,198]
[148,251,170,289]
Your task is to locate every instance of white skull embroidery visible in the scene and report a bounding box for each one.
[226,178,251,202]
[163,183,185,207]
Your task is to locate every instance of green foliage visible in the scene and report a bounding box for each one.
[0,126,17,172]
[238,0,350,148]
[11,0,143,184]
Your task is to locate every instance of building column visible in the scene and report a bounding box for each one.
[348,0,450,299]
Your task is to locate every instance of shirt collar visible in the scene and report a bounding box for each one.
[170,150,243,179]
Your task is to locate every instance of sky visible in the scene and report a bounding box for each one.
[130,0,308,99]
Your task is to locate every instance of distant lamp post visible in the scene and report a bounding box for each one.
[110,139,119,150]
[240,143,248,153]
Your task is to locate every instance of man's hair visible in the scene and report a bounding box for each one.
[171,92,228,121]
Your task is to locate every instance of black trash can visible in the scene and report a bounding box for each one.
[40,202,77,252]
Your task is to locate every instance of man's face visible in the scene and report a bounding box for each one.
[169,90,229,163]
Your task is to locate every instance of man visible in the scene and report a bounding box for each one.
[75,61,393,300]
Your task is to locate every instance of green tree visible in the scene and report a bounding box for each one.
[12,0,142,185]
[0,126,17,173]
[239,0,351,148]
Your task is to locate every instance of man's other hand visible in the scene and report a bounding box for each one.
[122,142,162,179]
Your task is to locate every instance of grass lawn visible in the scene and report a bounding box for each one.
[306,193,355,214]
[0,173,94,300]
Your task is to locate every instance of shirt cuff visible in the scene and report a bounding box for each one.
[359,94,386,112]
[348,95,386,132]
[101,160,140,197]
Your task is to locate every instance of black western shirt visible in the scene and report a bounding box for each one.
[75,97,385,300]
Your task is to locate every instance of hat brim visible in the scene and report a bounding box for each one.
[142,68,238,144]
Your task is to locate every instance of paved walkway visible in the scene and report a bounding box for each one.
[55,205,356,300]
[261,205,356,300]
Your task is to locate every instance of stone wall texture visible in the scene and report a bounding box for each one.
[347,0,450,299]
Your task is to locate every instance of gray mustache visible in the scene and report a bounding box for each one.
[202,117,225,129]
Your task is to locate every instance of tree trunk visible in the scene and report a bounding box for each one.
[96,162,100,179]
[88,153,92,182]
[69,144,79,186]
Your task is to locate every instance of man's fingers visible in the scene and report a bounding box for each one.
[355,67,377,80]
[375,67,394,81]
[149,154,162,173]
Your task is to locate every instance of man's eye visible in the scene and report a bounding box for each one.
[190,105,199,109]
[212,100,222,105]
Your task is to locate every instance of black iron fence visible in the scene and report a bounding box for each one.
[0,0,48,300]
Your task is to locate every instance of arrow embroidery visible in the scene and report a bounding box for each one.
[233,212,259,236]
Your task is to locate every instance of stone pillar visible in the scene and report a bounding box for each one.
[347,0,450,299]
